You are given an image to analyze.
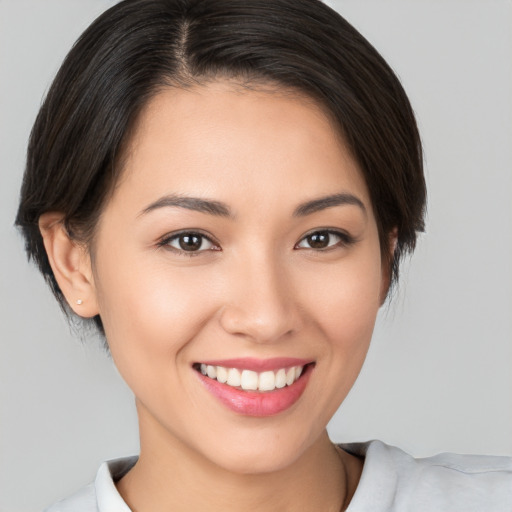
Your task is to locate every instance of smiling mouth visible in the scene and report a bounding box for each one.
[193,362,313,392]
[193,359,315,416]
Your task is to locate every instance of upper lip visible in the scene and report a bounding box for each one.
[196,357,313,372]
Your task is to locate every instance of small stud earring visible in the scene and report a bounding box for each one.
[76,299,83,305]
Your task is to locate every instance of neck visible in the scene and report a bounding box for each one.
[116,404,362,512]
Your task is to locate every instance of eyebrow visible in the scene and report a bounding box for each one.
[140,195,232,218]
[293,193,367,217]
[140,192,366,219]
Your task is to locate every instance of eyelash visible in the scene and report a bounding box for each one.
[157,229,356,257]
[294,229,356,251]
[157,230,220,257]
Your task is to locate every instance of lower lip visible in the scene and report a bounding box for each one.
[197,365,313,417]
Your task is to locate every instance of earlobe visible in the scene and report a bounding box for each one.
[39,213,99,318]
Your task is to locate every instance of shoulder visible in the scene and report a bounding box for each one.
[341,440,512,512]
[43,456,137,512]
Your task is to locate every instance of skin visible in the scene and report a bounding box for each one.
[40,81,392,512]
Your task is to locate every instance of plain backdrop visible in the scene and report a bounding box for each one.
[1,1,511,511]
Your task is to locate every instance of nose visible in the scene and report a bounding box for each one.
[218,254,302,344]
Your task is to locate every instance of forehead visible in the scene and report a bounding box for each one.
[111,81,371,215]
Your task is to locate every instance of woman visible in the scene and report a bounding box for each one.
[13,0,512,510]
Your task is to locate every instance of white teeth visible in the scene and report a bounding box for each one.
[241,370,259,390]
[199,364,307,391]
[216,366,228,383]
[258,371,276,391]
[275,368,286,389]
[227,368,241,387]
[206,365,217,379]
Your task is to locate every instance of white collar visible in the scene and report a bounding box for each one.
[95,456,137,511]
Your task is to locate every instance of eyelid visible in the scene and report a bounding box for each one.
[294,228,356,250]
[156,227,356,256]
[157,229,221,256]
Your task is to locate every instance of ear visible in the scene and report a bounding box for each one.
[39,213,99,318]
[379,228,398,305]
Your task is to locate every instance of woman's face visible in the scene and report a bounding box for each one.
[89,81,386,473]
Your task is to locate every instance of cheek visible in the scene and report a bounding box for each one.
[93,253,219,380]
[297,242,383,403]
[304,250,383,342]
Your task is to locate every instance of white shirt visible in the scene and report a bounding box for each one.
[44,440,512,511]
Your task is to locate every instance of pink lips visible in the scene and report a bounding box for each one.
[195,358,313,417]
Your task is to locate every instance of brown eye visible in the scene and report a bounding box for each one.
[306,232,331,249]
[296,230,352,250]
[163,232,216,253]
[179,234,203,251]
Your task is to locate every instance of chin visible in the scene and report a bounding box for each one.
[193,425,318,476]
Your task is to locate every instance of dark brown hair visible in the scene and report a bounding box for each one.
[16,0,426,336]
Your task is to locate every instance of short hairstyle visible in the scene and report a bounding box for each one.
[16,0,426,336]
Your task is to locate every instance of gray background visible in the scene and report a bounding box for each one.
[1,1,511,511]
